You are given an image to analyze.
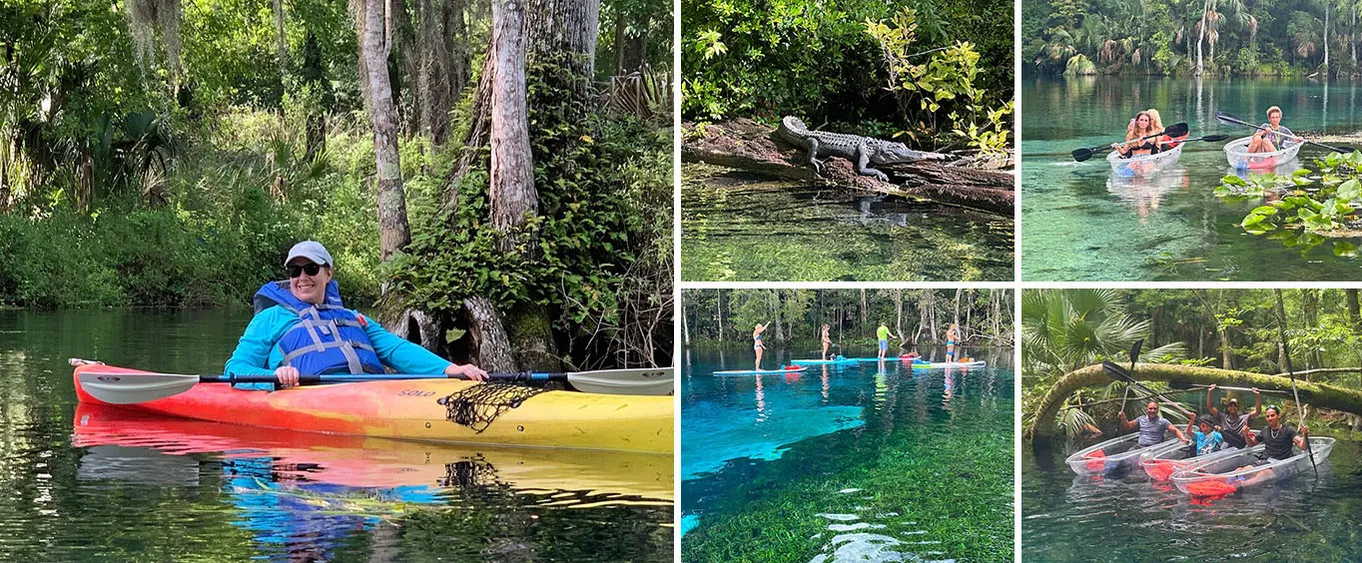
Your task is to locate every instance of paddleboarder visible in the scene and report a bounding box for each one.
[821,324,833,360]
[1247,106,1303,153]
[1118,401,1191,447]
[1206,384,1262,449]
[224,241,488,390]
[876,322,897,360]
[945,323,959,361]
[753,322,769,370]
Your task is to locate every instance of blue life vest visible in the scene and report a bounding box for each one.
[252,280,384,375]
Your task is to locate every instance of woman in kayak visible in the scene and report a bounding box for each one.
[1247,106,1303,153]
[224,241,488,390]
[753,322,769,370]
[820,324,833,360]
[1112,111,1162,158]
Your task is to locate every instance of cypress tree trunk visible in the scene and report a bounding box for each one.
[614,12,647,74]
[360,0,412,262]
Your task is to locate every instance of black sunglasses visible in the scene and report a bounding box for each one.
[287,263,324,278]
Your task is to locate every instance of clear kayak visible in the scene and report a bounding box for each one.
[790,357,859,366]
[713,365,808,376]
[1065,433,1180,477]
[1224,136,1302,171]
[1171,436,1335,496]
[1140,432,1262,482]
[1108,144,1183,177]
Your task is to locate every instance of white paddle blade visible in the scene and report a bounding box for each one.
[567,368,674,396]
[78,371,198,404]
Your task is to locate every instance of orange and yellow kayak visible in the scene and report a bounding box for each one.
[73,363,673,454]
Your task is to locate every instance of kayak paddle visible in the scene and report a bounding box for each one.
[1118,340,1142,417]
[1101,360,1196,418]
[1168,381,1290,395]
[78,367,676,405]
[1071,122,1190,162]
[1215,111,1352,153]
[1272,289,1318,480]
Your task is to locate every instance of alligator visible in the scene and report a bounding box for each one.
[772,116,949,182]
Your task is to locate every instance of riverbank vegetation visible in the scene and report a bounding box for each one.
[681,288,1014,349]
[1,0,673,371]
[1024,0,1362,78]
[682,0,1014,153]
[1023,288,1362,440]
[1217,150,1362,256]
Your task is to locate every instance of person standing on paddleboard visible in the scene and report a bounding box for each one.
[1118,401,1191,447]
[820,324,833,360]
[1206,384,1262,449]
[945,324,960,361]
[753,323,769,370]
[224,241,488,390]
[1247,106,1303,153]
[876,322,897,360]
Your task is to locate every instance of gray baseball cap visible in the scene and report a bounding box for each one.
[284,241,334,267]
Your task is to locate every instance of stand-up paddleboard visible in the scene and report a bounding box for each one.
[712,365,809,376]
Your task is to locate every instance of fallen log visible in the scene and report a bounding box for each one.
[682,119,1014,216]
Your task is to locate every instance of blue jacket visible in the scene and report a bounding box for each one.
[225,280,452,390]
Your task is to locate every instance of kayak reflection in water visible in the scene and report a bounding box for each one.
[1206,384,1262,449]
[224,240,488,390]
[1118,401,1191,447]
[1247,106,1303,153]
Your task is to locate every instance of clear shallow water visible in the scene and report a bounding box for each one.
[0,309,672,561]
[680,345,1014,562]
[1023,433,1362,561]
[1022,76,1362,281]
[682,164,1014,281]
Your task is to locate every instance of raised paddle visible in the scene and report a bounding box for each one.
[1118,340,1143,417]
[1215,111,1352,153]
[1272,289,1318,480]
[78,367,676,405]
[1102,360,1196,418]
[1071,122,1190,162]
[1167,381,1290,396]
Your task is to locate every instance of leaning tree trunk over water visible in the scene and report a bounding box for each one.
[1029,363,1362,442]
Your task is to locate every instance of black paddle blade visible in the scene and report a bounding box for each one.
[1102,361,1133,381]
[1165,122,1189,138]
[1201,134,1229,142]
[1071,147,1095,162]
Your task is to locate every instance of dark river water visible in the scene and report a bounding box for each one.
[0,309,672,561]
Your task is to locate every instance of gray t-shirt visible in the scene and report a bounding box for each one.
[1258,124,1296,149]
[1217,411,1253,448]
[1137,415,1172,447]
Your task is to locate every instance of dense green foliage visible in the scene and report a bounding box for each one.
[682,288,1014,347]
[681,0,1013,148]
[1,0,672,316]
[1023,289,1362,437]
[1024,0,1362,77]
[1217,151,1362,257]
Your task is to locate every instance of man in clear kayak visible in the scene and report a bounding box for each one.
[1205,384,1261,449]
[224,241,488,390]
[1247,106,1303,153]
[1243,405,1310,462]
[1118,401,1191,447]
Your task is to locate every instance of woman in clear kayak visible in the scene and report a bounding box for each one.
[1247,106,1303,153]
[1112,111,1163,158]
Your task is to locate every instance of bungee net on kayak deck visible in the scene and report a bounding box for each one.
[437,383,550,432]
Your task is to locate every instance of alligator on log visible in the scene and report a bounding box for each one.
[1029,363,1362,444]
[682,119,1013,216]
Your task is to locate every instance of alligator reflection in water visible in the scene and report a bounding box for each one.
[681,164,1013,281]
